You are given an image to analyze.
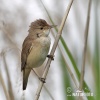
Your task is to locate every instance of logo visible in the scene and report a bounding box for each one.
[66,87,94,97]
[67,87,72,93]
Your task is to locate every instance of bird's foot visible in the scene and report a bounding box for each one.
[39,77,46,83]
[47,55,54,60]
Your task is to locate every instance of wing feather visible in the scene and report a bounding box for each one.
[21,36,35,71]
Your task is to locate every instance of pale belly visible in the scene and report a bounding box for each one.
[27,37,51,68]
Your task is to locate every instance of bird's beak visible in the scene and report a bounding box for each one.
[49,25,57,29]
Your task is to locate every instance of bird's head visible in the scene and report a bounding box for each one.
[28,19,56,37]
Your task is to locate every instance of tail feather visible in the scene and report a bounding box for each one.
[23,69,31,90]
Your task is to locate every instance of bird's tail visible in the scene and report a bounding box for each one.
[23,68,31,90]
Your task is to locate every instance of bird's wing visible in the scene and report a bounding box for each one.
[21,36,34,71]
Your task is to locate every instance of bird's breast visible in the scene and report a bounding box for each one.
[39,36,51,47]
[27,36,51,68]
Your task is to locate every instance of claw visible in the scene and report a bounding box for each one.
[39,77,46,83]
[47,55,54,60]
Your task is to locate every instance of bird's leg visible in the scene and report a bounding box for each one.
[39,77,46,83]
[32,69,46,83]
[32,69,39,78]
[25,68,39,78]
[47,54,54,60]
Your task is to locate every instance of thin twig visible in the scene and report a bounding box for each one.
[40,1,85,99]
[41,0,78,93]
[0,73,10,100]
[43,85,55,100]
[0,53,10,100]
[2,51,15,100]
[34,0,74,100]
[51,30,84,100]
[51,30,78,88]
[40,0,56,29]
[79,0,92,91]
[32,70,55,100]
[41,0,91,94]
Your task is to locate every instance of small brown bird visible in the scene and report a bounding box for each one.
[21,19,55,90]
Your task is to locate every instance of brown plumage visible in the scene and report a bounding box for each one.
[21,19,55,90]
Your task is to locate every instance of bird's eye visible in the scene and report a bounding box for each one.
[37,33,39,37]
[40,27,43,30]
